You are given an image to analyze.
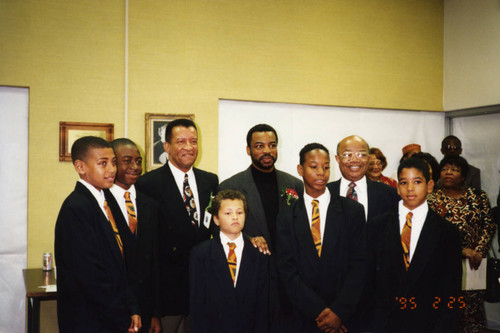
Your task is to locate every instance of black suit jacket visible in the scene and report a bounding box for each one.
[276,193,366,332]
[54,182,137,333]
[189,234,269,333]
[327,178,399,221]
[366,207,462,333]
[104,187,161,331]
[136,163,219,315]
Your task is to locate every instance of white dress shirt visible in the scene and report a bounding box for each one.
[219,232,244,287]
[398,200,428,262]
[109,184,138,227]
[168,161,201,226]
[339,176,368,220]
[303,188,331,244]
[78,179,107,218]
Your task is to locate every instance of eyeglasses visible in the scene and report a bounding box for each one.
[340,152,369,160]
[446,145,459,150]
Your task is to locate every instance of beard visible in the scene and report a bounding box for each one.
[251,153,276,171]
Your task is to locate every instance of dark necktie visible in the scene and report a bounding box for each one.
[346,181,358,201]
[401,212,412,270]
[311,200,322,257]
[183,173,198,226]
[124,191,137,234]
[227,242,237,284]
[104,200,124,257]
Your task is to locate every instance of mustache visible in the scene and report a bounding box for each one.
[259,154,276,161]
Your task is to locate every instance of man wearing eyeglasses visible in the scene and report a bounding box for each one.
[440,135,481,190]
[327,135,399,222]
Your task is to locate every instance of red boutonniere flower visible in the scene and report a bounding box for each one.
[281,188,299,206]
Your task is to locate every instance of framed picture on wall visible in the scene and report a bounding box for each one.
[145,113,194,171]
[59,121,114,162]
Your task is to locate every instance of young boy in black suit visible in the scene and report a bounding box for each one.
[189,190,269,333]
[366,158,462,333]
[104,138,161,332]
[54,136,141,332]
[276,143,366,333]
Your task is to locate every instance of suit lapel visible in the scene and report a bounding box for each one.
[210,236,238,303]
[240,167,268,240]
[76,183,124,268]
[194,167,213,229]
[294,198,322,262]
[320,195,343,259]
[161,165,194,229]
[235,238,257,305]
[404,210,440,292]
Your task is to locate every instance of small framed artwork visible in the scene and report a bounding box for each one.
[145,113,194,171]
[59,121,114,162]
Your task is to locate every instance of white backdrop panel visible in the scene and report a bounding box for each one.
[0,86,29,333]
[219,100,445,183]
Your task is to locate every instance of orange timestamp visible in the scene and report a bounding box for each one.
[395,296,466,310]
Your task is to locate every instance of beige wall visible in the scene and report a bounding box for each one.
[0,0,443,268]
[444,0,500,110]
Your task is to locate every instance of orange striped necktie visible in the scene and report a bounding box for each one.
[124,191,137,234]
[311,199,322,257]
[227,242,237,284]
[401,212,412,270]
[104,200,124,257]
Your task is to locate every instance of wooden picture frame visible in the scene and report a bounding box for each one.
[59,121,114,162]
[145,113,194,171]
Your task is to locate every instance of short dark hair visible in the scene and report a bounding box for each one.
[439,155,469,179]
[71,136,112,163]
[111,138,138,151]
[210,189,248,216]
[397,157,431,182]
[246,124,278,147]
[299,143,329,165]
[411,152,440,183]
[369,147,387,170]
[165,119,197,143]
[441,135,462,149]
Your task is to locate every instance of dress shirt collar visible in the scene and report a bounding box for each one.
[168,160,194,180]
[339,175,367,194]
[78,178,106,216]
[110,183,136,200]
[219,231,244,250]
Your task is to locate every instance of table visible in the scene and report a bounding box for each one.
[23,269,57,333]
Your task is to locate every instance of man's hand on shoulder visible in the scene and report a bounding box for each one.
[250,236,271,255]
[128,314,141,333]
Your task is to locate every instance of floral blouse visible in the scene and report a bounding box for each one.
[427,188,496,256]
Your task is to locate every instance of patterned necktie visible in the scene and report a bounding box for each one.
[227,242,237,284]
[346,182,358,201]
[124,191,137,234]
[183,174,198,226]
[311,200,322,257]
[401,212,413,270]
[104,200,124,257]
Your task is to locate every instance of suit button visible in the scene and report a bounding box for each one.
[172,247,177,252]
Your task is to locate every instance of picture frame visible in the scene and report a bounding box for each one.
[59,121,114,162]
[145,113,195,171]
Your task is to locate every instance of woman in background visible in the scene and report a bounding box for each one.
[366,148,397,188]
[428,155,496,333]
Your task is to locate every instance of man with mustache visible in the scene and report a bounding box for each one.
[218,123,302,331]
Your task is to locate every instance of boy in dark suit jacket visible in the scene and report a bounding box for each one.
[189,189,269,333]
[54,136,140,333]
[104,138,161,332]
[366,158,462,333]
[276,143,366,333]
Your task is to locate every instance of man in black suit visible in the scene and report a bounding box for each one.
[328,135,399,222]
[218,124,302,331]
[276,143,366,332]
[104,138,161,332]
[55,136,140,333]
[365,158,462,332]
[136,119,219,333]
[440,135,481,190]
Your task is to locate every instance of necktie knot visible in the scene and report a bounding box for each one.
[348,182,356,189]
[346,182,358,201]
[311,199,319,208]
[228,242,236,251]
[124,191,131,200]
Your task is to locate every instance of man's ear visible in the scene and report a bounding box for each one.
[213,215,220,226]
[246,146,251,156]
[297,164,304,177]
[74,160,85,176]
